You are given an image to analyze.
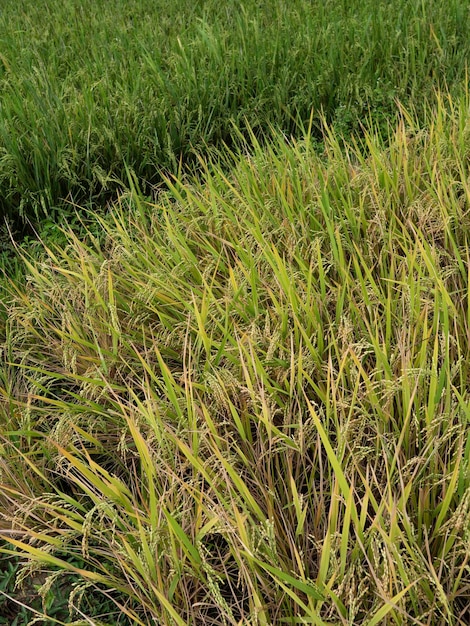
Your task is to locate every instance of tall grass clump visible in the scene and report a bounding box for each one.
[2,94,470,623]
[1,0,470,229]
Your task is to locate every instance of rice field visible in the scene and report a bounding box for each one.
[2,1,470,624]
[1,0,469,228]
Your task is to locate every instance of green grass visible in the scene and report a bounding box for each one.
[2,94,470,623]
[1,0,470,228]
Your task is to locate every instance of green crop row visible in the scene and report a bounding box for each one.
[1,0,469,229]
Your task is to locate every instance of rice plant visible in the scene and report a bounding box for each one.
[1,93,470,623]
[1,0,470,228]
